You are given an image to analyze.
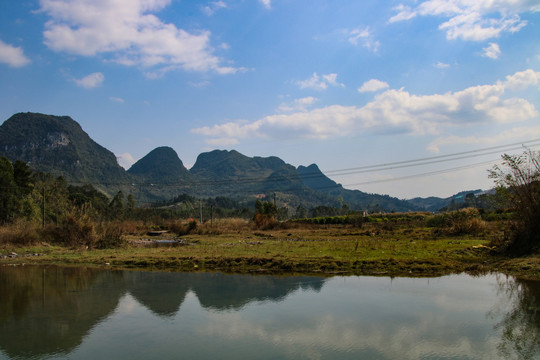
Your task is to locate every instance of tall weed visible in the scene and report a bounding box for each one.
[427,208,486,236]
[0,220,41,245]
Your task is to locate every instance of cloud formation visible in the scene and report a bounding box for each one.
[358,79,390,93]
[278,96,318,113]
[259,0,271,9]
[389,0,540,41]
[0,39,31,67]
[39,0,242,74]
[482,42,501,59]
[202,1,227,16]
[192,69,540,144]
[297,73,344,90]
[74,72,104,88]
[109,96,125,103]
[116,152,135,169]
[346,27,380,52]
[427,126,540,153]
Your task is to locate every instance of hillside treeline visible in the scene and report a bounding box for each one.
[0,156,505,226]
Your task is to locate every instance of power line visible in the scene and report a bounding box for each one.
[342,159,500,188]
[322,139,540,175]
[2,139,539,195]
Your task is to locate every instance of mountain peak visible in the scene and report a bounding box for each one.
[128,146,191,182]
[0,112,128,187]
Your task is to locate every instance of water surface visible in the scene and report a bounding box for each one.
[0,266,538,359]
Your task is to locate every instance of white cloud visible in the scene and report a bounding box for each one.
[358,79,390,93]
[192,120,263,139]
[117,152,136,169]
[74,72,104,88]
[427,126,540,153]
[278,96,318,113]
[504,68,540,90]
[297,73,343,91]
[192,69,540,144]
[205,137,240,146]
[202,1,227,16]
[390,0,540,41]
[39,0,242,74]
[435,61,451,69]
[109,96,125,103]
[346,27,380,52]
[0,39,31,67]
[389,5,416,23]
[259,0,271,9]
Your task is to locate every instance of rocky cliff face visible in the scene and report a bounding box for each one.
[0,112,420,210]
[0,112,130,192]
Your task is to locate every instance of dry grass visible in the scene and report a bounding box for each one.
[0,220,41,246]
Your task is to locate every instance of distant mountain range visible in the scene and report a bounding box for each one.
[0,112,484,211]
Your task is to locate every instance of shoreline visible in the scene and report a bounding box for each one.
[2,227,539,279]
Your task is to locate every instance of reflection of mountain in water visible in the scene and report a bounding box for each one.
[123,271,192,317]
[0,266,125,359]
[124,271,325,315]
[191,273,325,310]
[0,266,326,358]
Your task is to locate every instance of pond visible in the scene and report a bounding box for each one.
[0,266,539,359]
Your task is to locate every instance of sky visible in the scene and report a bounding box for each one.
[0,0,539,199]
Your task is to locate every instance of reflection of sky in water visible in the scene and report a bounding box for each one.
[66,275,505,359]
[0,272,534,360]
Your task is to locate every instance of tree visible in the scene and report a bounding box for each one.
[489,150,540,254]
[0,157,16,223]
[126,194,136,215]
[254,200,278,228]
[109,191,125,220]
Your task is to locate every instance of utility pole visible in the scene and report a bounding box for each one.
[199,199,203,223]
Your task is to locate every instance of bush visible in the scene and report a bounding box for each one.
[42,213,96,247]
[254,213,279,229]
[489,150,540,254]
[0,220,41,245]
[427,208,486,236]
[168,219,199,236]
[95,222,125,249]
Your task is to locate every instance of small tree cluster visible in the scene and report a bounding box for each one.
[489,150,540,254]
[254,200,278,229]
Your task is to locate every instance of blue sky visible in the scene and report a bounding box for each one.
[1,0,539,199]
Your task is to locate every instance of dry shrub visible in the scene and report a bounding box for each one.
[0,220,41,246]
[42,213,96,248]
[95,222,125,249]
[253,213,279,230]
[212,218,250,232]
[429,208,486,236]
[118,220,144,235]
[449,217,486,235]
[167,219,198,236]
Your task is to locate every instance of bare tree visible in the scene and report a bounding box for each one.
[489,149,540,254]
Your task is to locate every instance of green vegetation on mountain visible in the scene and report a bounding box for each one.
[298,163,415,212]
[0,113,130,196]
[0,112,467,212]
[127,146,192,183]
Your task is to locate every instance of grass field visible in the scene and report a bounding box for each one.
[2,215,539,278]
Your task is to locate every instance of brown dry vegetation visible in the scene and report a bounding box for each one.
[1,212,539,279]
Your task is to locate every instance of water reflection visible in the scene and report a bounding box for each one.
[0,266,325,359]
[124,271,324,314]
[0,266,538,360]
[0,266,124,359]
[492,276,540,360]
